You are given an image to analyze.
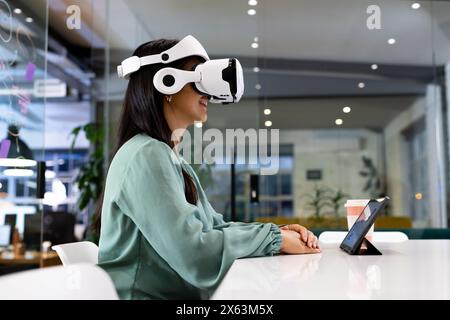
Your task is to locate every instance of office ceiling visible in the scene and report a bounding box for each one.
[21,0,450,65]
[205,95,419,131]
[39,0,450,99]
[122,0,450,66]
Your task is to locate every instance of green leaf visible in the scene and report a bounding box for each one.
[70,126,82,150]
[78,193,89,211]
[71,126,82,135]
[69,122,106,212]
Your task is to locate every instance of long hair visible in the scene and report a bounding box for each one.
[92,39,198,235]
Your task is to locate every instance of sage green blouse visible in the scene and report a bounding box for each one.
[98,134,282,299]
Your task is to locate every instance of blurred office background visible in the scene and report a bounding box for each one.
[1,0,450,274]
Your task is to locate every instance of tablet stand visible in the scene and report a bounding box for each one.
[354,238,382,255]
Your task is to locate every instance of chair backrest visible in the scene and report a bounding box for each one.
[0,263,118,300]
[52,241,99,266]
[319,231,409,244]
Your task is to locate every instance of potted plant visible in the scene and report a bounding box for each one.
[70,122,104,243]
[327,188,350,218]
[299,186,352,229]
[359,156,383,199]
[322,188,349,229]
[303,186,332,219]
[359,155,392,216]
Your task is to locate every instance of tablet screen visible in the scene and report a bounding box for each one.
[340,197,389,253]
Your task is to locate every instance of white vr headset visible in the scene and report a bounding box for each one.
[117,35,244,104]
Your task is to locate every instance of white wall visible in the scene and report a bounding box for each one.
[383,88,448,228]
[383,97,426,221]
[425,84,447,227]
[280,129,383,217]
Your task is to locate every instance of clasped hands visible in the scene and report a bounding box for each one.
[279,224,321,254]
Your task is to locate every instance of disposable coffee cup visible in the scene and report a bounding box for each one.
[344,199,374,241]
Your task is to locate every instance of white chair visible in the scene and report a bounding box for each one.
[0,263,118,299]
[319,231,409,244]
[52,241,99,266]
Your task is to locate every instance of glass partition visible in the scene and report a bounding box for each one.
[100,0,450,236]
[0,0,48,274]
[246,0,449,237]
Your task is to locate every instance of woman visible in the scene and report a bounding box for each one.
[97,37,321,300]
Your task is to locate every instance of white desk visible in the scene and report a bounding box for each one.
[212,240,450,300]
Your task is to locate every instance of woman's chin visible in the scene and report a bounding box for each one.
[197,114,207,123]
[192,109,207,124]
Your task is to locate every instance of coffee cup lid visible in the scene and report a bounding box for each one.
[344,199,370,207]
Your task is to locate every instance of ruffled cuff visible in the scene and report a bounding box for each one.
[267,223,283,256]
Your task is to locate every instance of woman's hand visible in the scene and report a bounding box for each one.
[280,224,319,248]
[280,225,321,254]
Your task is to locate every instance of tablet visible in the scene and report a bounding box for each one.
[340,197,390,255]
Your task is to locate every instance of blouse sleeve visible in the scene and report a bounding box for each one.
[114,140,282,289]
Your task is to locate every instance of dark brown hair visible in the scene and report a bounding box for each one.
[92,39,198,235]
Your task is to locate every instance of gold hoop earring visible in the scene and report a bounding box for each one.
[165,95,172,103]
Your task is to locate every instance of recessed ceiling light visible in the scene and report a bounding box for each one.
[0,158,37,167]
[248,0,258,6]
[255,84,262,90]
[412,3,421,9]
[251,42,259,49]
[25,17,33,23]
[264,108,271,115]
[371,64,378,70]
[248,9,256,15]
[253,67,260,73]
[14,8,22,14]
[343,106,351,113]
[358,82,365,89]
[195,122,203,128]
[388,38,396,45]
[335,119,343,126]
[265,120,272,127]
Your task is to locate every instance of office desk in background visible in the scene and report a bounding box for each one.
[212,240,450,300]
[0,251,61,268]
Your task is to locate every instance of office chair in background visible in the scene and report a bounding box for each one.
[0,263,118,299]
[52,241,99,266]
